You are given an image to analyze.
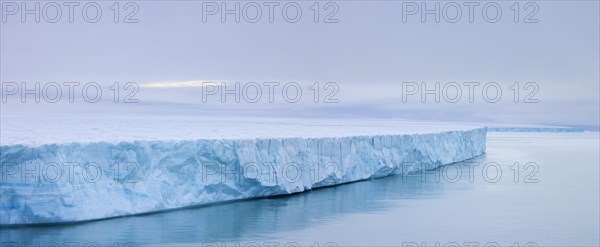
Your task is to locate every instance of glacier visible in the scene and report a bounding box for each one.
[0,117,486,225]
[487,127,585,132]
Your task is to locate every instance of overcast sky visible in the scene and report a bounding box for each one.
[1,1,598,129]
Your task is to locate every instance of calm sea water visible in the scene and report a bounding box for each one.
[2,132,599,246]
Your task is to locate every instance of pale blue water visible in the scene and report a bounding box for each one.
[2,132,599,246]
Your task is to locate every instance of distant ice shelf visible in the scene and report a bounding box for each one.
[0,117,486,225]
[487,127,585,132]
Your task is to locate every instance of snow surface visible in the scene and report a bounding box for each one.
[0,117,486,225]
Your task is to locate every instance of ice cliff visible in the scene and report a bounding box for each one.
[0,118,486,225]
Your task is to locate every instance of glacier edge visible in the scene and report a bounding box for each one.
[0,128,487,225]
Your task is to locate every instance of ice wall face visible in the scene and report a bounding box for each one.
[0,127,486,225]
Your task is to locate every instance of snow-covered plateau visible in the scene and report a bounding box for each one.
[0,117,486,225]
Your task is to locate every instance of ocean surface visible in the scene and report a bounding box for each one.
[1,132,599,246]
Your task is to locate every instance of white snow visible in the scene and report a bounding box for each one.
[0,116,486,225]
